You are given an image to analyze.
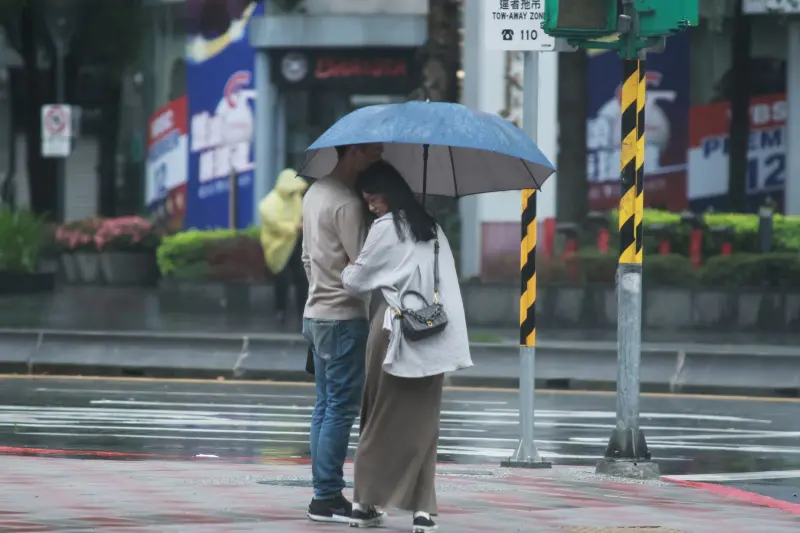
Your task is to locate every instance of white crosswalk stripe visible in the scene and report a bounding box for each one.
[1,386,798,463]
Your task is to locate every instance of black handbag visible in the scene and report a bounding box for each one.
[398,234,448,341]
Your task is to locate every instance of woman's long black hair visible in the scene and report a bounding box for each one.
[356,160,437,243]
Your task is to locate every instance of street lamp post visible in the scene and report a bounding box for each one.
[43,0,78,223]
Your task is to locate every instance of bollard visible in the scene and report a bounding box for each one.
[758,203,774,254]
[709,225,735,256]
[556,222,581,258]
[543,218,557,259]
[556,222,581,281]
[680,211,705,269]
[647,223,673,255]
[229,168,239,230]
[586,211,612,254]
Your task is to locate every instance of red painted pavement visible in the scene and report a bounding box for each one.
[666,478,800,515]
[1,454,799,532]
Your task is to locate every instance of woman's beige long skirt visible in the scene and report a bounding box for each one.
[353,302,444,514]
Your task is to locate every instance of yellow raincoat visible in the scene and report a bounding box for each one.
[259,169,309,274]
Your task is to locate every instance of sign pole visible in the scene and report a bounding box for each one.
[596,48,658,480]
[501,51,550,469]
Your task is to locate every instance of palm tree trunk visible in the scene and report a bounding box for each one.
[556,50,589,224]
[410,0,460,103]
[410,0,463,256]
[20,2,57,219]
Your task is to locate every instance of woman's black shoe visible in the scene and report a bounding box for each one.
[349,507,386,528]
[412,515,437,533]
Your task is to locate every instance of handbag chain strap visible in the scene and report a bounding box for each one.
[433,229,440,304]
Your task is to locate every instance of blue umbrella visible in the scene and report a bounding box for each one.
[299,101,556,199]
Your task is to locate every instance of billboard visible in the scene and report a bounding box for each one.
[145,96,189,231]
[586,33,691,211]
[687,93,787,213]
[183,0,264,229]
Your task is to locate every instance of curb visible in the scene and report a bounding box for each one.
[663,477,800,515]
[0,328,799,396]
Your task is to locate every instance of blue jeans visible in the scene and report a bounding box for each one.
[302,317,369,500]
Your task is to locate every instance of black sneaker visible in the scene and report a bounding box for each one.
[307,494,352,523]
[412,515,437,533]
[349,507,386,528]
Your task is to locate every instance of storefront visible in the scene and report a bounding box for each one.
[248,11,427,217]
[272,47,419,170]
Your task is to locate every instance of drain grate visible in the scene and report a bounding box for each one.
[560,528,687,533]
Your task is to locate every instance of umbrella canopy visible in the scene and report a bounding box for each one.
[299,101,556,198]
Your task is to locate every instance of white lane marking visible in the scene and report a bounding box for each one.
[3,407,779,440]
[17,419,794,455]
[552,438,800,454]
[35,388,508,406]
[11,431,686,462]
[1,407,786,444]
[633,431,800,441]
[85,401,772,424]
[664,469,800,482]
[0,422,517,443]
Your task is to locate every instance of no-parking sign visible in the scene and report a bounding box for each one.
[41,104,72,157]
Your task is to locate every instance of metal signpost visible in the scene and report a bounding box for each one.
[483,0,571,469]
[543,0,697,478]
[44,0,78,223]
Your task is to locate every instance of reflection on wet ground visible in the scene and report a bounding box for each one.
[2,376,800,479]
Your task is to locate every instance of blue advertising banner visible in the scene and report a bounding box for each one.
[184,0,264,229]
[585,33,691,211]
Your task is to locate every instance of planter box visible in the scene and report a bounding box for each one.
[0,271,56,295]
[59,254,79,283]
[158,278,273,315]
[460,281,800,333]
[74,252,103,284]
[100,251,158,287]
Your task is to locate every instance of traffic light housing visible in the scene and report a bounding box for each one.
[635,0,698,37]
[544,0,699,41]
[543,0,619,39]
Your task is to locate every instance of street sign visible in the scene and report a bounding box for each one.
[41,104,72,158]
[744,0,800,13]
[484,0,556,51]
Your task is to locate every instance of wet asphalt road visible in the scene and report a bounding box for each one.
[1,376,800,504]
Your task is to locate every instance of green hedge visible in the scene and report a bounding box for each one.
[540,249,800,288]
[157,215,800,288]
[601,209,800,256]
[157,227,261,282]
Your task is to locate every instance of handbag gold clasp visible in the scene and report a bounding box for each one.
[426,320,433,326]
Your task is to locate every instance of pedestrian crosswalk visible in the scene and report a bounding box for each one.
[0,384,798,469]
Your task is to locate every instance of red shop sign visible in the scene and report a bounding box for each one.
[314,57,408,80]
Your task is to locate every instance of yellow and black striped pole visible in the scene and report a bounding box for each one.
[520,189,536,349]
[597,57,656,476]
[636,60,646,262]
[618,59,639,265]
[501,186,549,468]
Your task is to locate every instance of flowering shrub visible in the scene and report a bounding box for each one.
[54,217,104,252]
[93,217,161,252]
[54,217,161,253]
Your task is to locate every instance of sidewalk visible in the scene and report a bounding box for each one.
[1,455,797,532]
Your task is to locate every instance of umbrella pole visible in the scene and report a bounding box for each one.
[422,143,429,206]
